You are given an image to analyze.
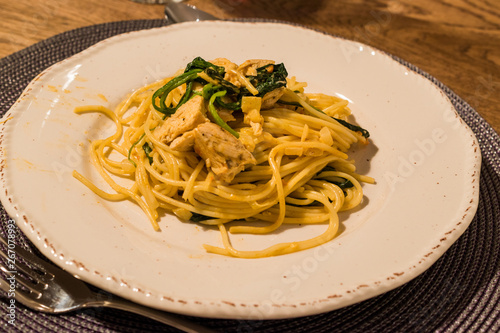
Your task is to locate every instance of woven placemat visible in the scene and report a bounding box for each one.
[0,19,498,333]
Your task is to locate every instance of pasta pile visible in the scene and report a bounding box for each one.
[73,57,374,258]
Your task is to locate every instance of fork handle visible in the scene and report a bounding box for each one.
[90,298,217,333]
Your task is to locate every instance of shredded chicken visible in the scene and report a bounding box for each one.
[169,131,196,151]
[193,123,256,183]
[239,127,276,153]
[153,95,208,144]
[261,87,286,109]
[213,108,236,123]
[238,59,275,76]
[210,58,241,87]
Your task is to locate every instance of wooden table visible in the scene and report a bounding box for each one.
[0,0,498,134]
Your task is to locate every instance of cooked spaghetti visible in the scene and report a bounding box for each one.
[73,57,374,258]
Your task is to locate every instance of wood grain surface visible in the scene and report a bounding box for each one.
[0,0,498,133]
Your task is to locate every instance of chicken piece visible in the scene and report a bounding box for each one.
[193,123,257,183]
[210,58,241,87]
[238,59,275,77]
[261,87,286,109]
[214,108,236,123]
[239,127,276,153]
[153,95,208,144]
[170,131,195,151]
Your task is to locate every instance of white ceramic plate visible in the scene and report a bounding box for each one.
[0,21,481,320]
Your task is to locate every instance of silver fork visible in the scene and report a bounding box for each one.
[0,235,216,333]
[164,1,219,23]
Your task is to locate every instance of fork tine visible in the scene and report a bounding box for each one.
[0,234,55,296]
[0,235,57,278]
[0,244,51,284]
[0,274,52,312]
[0,260,44,297]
